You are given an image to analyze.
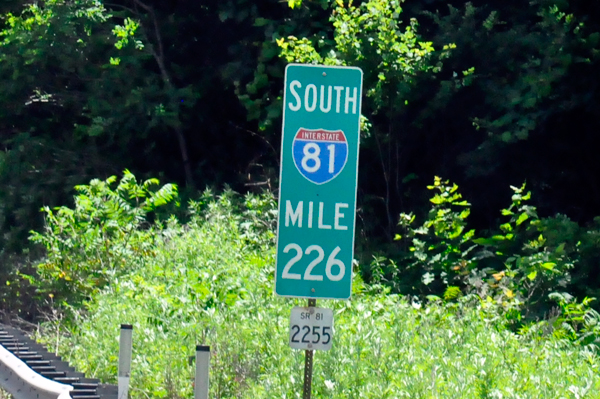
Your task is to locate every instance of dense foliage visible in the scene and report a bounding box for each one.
[1,0,600,392]
[1,0,599,283]
[369,177,600,332]
[34,184,600,398]
[29,170,178,305]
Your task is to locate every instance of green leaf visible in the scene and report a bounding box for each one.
[253,18,269,27]
[516,212,529,226]
[500,223,512,232]
[426,295,441,302]
[541,262,556,270]
[430,196,443,204]
[501,132,512,142]
[444,286,462,301]
[473,238,496,246]
[527,271,537,280]
[288,0,302,9]
[422,272,435,285]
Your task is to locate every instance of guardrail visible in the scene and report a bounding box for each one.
[0,343,73,399]
[0,323,116,398]
[0,322,211,399]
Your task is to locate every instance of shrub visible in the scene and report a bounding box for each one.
[28,176,600,398]
[550,293,600,347]
[371,178,591,330]
[28,170,178,306]
[37,194,600,397]
[472,183,577,323]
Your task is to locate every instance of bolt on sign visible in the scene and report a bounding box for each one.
[275,64,363,300]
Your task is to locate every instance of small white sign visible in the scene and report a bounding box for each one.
[289,306,334,351]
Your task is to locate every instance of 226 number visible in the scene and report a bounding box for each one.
[282,244,345,281]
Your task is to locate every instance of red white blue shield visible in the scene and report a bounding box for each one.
[292,128,348,185]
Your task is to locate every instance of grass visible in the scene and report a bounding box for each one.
[35,193,600,398]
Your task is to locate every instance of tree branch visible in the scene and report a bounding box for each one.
[128,0,194,186]
[131,0,170,86]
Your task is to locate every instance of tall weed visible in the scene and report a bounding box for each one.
[37,189,600,398]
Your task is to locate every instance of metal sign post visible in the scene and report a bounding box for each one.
[302,299,316,399]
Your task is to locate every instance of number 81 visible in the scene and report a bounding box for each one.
[301,143,336,174]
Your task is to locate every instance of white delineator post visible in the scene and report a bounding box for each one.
[118,324,133,399]
[194,345,210,399]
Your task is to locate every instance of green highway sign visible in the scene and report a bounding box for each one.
[275,63,363,300]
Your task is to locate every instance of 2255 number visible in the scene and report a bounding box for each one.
[290,325,332,345]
